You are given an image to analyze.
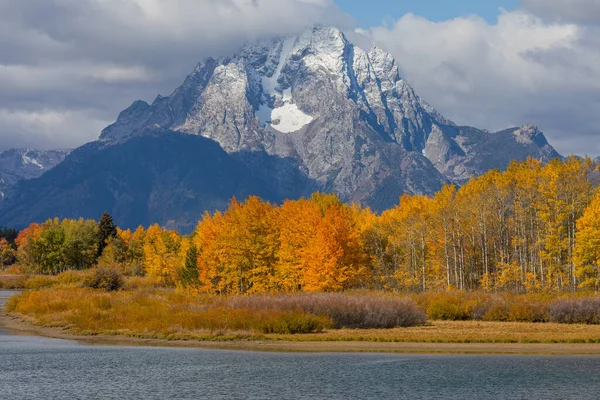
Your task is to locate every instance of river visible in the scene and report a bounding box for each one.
[1,291,600,399]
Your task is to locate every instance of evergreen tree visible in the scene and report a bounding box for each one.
[97,212,117,258]
[182,243,199,287]
[0,227,18,247]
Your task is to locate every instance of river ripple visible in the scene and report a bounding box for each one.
[1,290,599,399]
[1,329,600,399]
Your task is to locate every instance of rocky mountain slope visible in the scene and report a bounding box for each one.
[0,26,561,231]
[0,149,70,200]
[424,123,560,184]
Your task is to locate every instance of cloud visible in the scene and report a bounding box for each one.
[0,0,352,150]
[1,1,599,157]
[521,0,600,23]
[366,10,600,156]
[0,109,109,150]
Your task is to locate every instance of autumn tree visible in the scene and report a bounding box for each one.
[143,224,183,285]
[15,223,42,271]
[537,157,597,290]
[574,189,600,291]
[356,206,391,290]
[429,185,458,290]
[0,238,16,269]
[276,198,322,291]
[301,196,366,292]
[32,219,67,274]
[61,218,100,271]
[375,195,436,292]
[194,197,279,294]
[98,228,143,275]
[15,219,99,275]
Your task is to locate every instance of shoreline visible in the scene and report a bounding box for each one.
[3,310,600,355]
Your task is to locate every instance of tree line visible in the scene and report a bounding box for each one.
[8,157,600,294]
[13,213,117,274]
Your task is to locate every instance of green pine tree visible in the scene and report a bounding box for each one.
[97,212,117,258]
[182,243,199,287]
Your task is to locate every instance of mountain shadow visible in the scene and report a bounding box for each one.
[0,129,311,233]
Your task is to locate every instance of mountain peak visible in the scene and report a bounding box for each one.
[513,123,549,146]
[99,25,450,146]
[299,24,348,48]
[518,123,540,133]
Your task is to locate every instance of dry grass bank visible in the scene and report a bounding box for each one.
[4,288,600,346]
[6,288,333,336]
[0,272,165,291]
[412,291,600,324]
[0,272,88,290]
[0,274,25,289]
[268,321,600,344]
[3,311,600,355]
[5,289,426,336]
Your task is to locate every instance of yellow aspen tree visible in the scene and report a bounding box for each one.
[276,199,321,291]
[302,200,365,292]
[194,210,227,294]
[574,189,600,291]
[193,197,279,294]
[143,225,182,285]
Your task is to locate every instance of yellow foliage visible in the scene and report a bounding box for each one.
[143,224,183,286]
[574,188,600,291]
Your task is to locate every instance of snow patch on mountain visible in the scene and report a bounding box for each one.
[256,37,287,126]
[271,94,314,134]
[262,36,296,96]
[271,103,313,133]
[22,151,44,169]
[256,36,314,132]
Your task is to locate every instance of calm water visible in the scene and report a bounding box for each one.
[1,291,600,399]
[0,290,16,307]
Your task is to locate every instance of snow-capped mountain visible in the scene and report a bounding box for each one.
[0,149,70,200]
[102,27,457,205]
[101,26,559,207]
[0,26,561,231]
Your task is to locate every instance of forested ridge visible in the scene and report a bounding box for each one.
[7,156,600,294]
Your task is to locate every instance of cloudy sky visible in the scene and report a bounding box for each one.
[1,0,599,156]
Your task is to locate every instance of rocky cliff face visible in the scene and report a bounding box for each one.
[424,123,560,184]
[0,26,562,231]
[0,149,70,200]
